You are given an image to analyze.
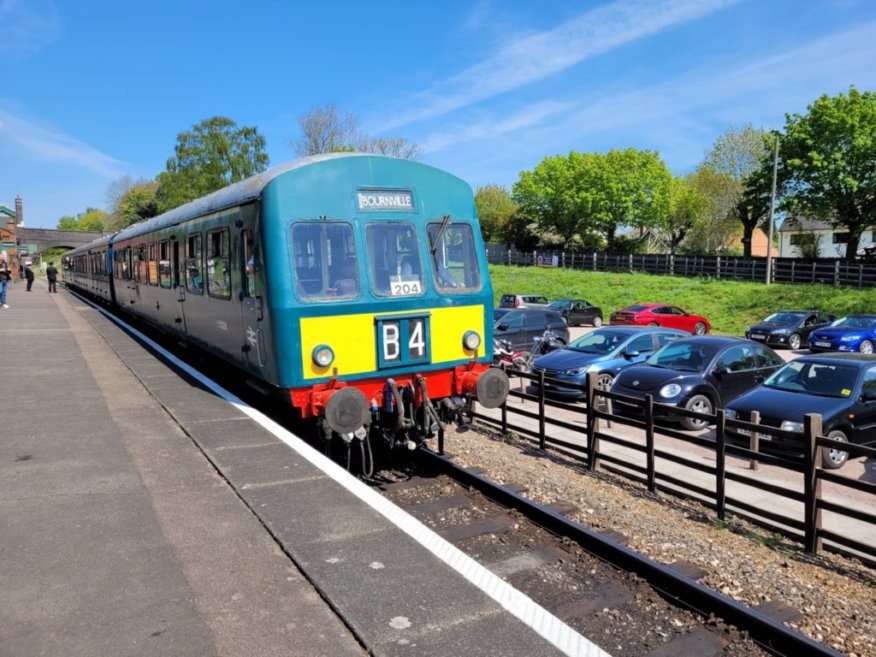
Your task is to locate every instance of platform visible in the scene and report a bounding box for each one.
[0,278,607,657]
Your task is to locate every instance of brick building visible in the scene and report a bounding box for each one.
[0,196,24,278]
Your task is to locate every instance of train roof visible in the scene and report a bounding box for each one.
[112,153,463,242]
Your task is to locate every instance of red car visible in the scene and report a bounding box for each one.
[609,303,710,335]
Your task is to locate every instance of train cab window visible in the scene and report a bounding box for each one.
[365,222,423,297]
[242,229,256,298]
[291,222,359,301]
[207,229,231,299]
[427,221,481,291]
[158,240,172,289]
[186,234,204,294]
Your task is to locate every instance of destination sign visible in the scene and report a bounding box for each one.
[357,189,414,211]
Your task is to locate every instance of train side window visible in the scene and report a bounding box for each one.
[136,244,147,283]
[365,222,422,297]
[147,242,158,285]
[241,229,256,298]
[427,222,481,291]
[290,222,358,301]
[207,229,231,299]
[158,240,172,289]
[186,234,204,294]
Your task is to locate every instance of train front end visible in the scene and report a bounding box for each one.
[262,155,508,457]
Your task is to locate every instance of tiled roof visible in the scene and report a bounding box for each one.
[778,215,834,232]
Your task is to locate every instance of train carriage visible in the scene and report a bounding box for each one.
[64,153,508,455]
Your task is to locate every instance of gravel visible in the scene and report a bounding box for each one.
[446,426,876,657]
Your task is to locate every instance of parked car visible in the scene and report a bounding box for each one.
[745,310,836,350]
[725,353,876,469]
[547,299,603,327]
[493,308,570,351]
[499,294,550,309]
[808,315,876,354]
[531,327,687,399]
[493,307,512,324]
[610,336,784,430]
[609,303,710,335]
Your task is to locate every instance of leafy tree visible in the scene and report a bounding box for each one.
[291,103,420,159]
[676,166,741,254]
[55,207,108,231]
[512,154,586,247]
[158,116,269,211]
[792,233,821,259]
[663,174,709,255]
[56,215,78,230]
[773,87,876,261]
[474,184,516,242]
[499,214,541,252]
[116,181,160,228]
[703,124,772,257]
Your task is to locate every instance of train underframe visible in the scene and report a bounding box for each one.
[290,362,509,474]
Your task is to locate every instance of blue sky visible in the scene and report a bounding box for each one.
[2,0,875,228]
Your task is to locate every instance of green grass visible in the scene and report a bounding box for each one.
[489,264,876,336]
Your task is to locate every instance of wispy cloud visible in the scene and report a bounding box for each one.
[374,0,740,132]
[0,0,61,60]
[0,108,125,177]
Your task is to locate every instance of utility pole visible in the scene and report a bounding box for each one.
[765,135,780,285]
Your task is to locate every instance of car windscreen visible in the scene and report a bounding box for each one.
[646,341,721,372]
[764,361,859,397]
[764,312,805,323]
[567,330,628,354]
[548,300,570,310]
[833,316,876,329]
[623,305,649,312]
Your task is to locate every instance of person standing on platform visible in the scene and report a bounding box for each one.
[0,255,10,308]
[24,263,35,291]
[46,261,58,293]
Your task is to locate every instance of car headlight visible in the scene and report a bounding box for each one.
[660,383,682,398]
[312,344,335,368]
[724,409,737,420]
[772,328,789,335]
[463,330,481,351]
[563,367,589,376]
[781,420,804,432]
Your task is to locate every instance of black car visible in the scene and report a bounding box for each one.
[610,336,784,430]
[725,353,876,469]
[494,309,570,351]
[493,307,512,324]
[547,299,603,327]
[745,310,836,350]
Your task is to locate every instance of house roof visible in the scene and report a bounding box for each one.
[778,215,834,232]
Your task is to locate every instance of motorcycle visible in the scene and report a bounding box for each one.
[493,330,565,373]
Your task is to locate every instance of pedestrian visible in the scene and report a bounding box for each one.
[0,255,10,308]
[24,263,35,291]
[46,261,58,294]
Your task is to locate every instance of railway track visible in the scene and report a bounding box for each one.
[372,448,844,657]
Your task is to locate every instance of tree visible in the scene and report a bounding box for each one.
[512,154,587,247]
[677,166,741,254]
[291,103,420,159]
[106,176,159,230]
[55,207,109,231]
[474,184,516,242]
[158,116,269,211]
[663,174,709,255]
[773,87,876,261]
[57,215,78,230]
[703,124,772,257]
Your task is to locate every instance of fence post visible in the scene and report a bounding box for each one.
[500,394,508,435]
[834,260,840,287]
[716,255,721,279]
[629,253,633,271]
[538,370,546,450]
[859,264,864,289]
[749,410,760,471]
[645,395,655,492]
[715,409,726,521]
[586,371,601,471]
[803,413,824,554]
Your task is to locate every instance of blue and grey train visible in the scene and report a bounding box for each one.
[63,154,509,455]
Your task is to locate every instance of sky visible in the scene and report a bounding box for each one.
[1,0,875,229]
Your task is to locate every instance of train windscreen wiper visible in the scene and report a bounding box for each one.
[429,214,451,255]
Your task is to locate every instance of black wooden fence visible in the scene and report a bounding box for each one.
[467,369,876,565]
[486,245,876,288]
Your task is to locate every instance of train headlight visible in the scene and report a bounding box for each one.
[463,330,481,351]
[312,344,335,368]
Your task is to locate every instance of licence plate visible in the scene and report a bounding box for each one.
[750,334,765,340]
[814,341,831,348]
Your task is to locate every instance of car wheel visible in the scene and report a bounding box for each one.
[693,322,707,336]
[788,333,802,350]
[648,321,659,327]
[596,372,613,391]
[859,340,874,354]
[680,394,713,431]
[592,316,603,327]
[821,429,849,469]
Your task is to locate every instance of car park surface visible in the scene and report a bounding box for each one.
[611,336,784,430]
[531,326,687,399]
[493,308,570,351]
[547,299,603,327]
[725,353,876,469]
[808,314,876,354]
[609,303,710,335]
[745,310,836,350]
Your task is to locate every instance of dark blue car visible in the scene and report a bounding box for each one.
[808,315,876,354]
[611,336,784,430]
[726,353,876,469]
[531,327,686,399]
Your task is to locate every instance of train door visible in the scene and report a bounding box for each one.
[239,228,266,369]
[127,244,144,307]
[172,238,187,335]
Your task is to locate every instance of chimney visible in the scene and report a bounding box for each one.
[15,195,23,226]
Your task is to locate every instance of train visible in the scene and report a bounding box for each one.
[63,153,509,463]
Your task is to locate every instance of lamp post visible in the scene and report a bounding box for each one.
[765,135,780,285]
